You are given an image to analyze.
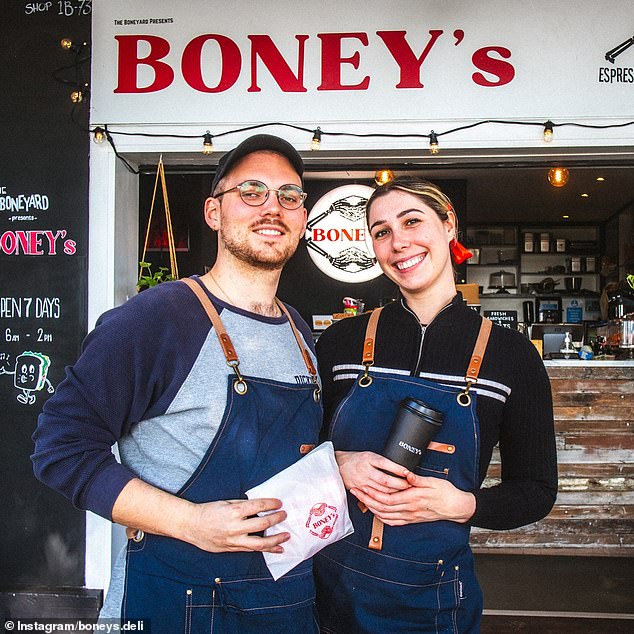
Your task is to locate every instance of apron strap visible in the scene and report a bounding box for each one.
[181,277,247,394]
[457,317,493,407]
[276,299,321,402]
[181,278,320,400]
[368,514,384,550]
[359,307,383,387]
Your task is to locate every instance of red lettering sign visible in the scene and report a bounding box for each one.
[317,33,370,91]
[471,46,515,86]
[248,35,309,92]
[114,35,174,93]
[112,31,516,94]
[376,30,443,88]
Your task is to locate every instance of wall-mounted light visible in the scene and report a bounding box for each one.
[93,127,106,144]
[429,130,439,154]
[374,169,394,186]
[547,167,569,187]
[202,131,214,155]
[60,38,73,50]
[70,90,83,103]
[596,176,605,182]
[543,120,554,142]
[311,127,322,151]
[580,193,589,198]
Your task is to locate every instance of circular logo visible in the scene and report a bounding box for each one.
[305,184,382,283]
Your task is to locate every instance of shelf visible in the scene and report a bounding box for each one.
[521,272,597,276]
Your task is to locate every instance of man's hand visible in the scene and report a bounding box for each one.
[184,498,290,553]
[113,479,290,553]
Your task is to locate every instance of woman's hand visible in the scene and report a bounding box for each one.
[350,472,476,526]
[336,450,410,495]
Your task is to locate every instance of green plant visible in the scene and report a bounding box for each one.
[137,261,176,292]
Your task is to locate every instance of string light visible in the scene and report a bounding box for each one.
[202,130,214,155]
[543,120,554,142]
[374,169,394,186]
[77,120,634,176]
[548,167,569,187]
[93,127,106,144]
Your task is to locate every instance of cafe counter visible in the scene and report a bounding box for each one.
[471,361,634,557]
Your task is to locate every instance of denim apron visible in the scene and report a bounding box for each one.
[121,278,322,633]
[315,308,491,634]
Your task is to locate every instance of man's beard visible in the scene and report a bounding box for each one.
[218,221,299,271]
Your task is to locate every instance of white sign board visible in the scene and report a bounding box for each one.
[92,0,634,126]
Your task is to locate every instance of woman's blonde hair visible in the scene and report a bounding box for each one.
[365,176,458,234]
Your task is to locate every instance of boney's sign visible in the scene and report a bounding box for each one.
[91,0,634,126]
[305,185,380,283]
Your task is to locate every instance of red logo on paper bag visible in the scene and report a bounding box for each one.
[306,502,338,540]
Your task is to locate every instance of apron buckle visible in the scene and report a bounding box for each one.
[358,362,374,388]
[227,359,248,395]
[457,379,474,407]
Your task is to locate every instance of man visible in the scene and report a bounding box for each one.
[32,135,322,632]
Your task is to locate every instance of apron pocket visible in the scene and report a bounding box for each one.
[316,546,461,634]
[214,568,317,633]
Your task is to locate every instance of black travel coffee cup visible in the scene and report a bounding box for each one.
[382,398,444,471]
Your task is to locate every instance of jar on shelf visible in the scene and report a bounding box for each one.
[585,256,596,273]
[567,256,583,273]
[523,232,535,253]
[539,232,551,253]
[555,238,567,253]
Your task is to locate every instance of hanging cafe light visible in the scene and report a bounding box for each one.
[548,167,569,187]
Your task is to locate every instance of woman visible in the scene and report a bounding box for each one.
[314,177,557,633]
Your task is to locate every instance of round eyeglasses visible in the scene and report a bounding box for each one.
[214,180,307,210]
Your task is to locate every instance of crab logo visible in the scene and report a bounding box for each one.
[0,351,55,405]
[305,184,382,283]
[306,502,339,540]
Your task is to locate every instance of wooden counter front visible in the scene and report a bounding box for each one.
[471,363,634,556]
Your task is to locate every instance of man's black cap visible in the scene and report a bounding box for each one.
[210,134,304,196]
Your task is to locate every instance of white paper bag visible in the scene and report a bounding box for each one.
[245,441,354,580]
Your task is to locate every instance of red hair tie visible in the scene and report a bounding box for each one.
[450,239,473,264]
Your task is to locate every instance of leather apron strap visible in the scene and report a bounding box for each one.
[181,278,320,399]
[359,307,383,387]
[363,306,493,551]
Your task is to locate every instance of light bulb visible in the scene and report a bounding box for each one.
[93,127,106,144]
[547,167,569,187]
[374,169,394,186]
[70,90,83,103]
[543,120,554,142]
[202,131,214,155]
[60,38,73,50]
[311,127,322,151]
[429,131,439,155]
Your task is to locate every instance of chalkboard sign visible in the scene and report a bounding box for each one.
[484,309,518,329]
[1,3,91,588]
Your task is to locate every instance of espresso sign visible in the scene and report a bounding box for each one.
[304,184,381,283]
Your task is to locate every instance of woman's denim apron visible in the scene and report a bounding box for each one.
[121,278,322,633]
[316,308,491,633]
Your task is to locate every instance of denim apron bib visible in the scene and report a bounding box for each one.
[315,308,491,634]
[121,279,322,633]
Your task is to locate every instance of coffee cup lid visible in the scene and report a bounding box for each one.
[400,397,444,423]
